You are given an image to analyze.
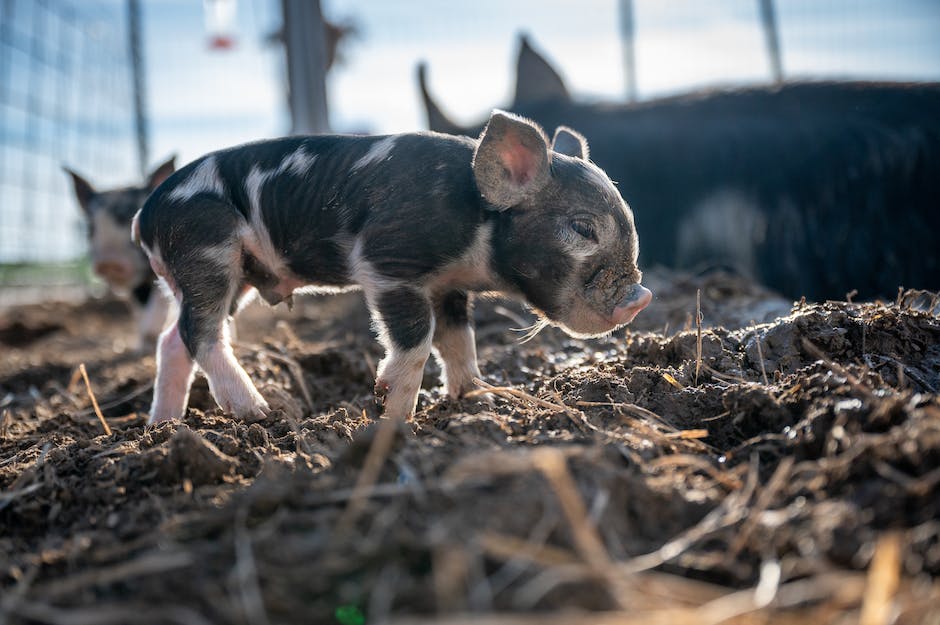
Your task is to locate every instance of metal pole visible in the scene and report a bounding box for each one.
[281,0,330,134]
[127,0,149,177]
[759,0,784,83]
[619,0,637,102]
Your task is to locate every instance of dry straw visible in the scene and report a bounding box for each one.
[78,363,111,436]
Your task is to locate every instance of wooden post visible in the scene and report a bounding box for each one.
[281,0,330,134]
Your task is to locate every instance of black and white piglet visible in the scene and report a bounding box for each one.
[133,111,652,423]
[65,158,176,348]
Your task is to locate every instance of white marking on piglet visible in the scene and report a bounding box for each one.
[240,146,319,288]
[376,336,434,419]
[131,209,142,246]
[168,156,225,202]
[195,322,269,419]
[352,137,397,172]
[433,323,481,398]
[201,240,240,268]
[243,168,282,274]
[429,222,496,292]
[278,146,317,177]
[149,318,196,424]
[348,236,403,297]
[244,166,268,217]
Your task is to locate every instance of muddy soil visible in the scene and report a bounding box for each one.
[1,270,938,624]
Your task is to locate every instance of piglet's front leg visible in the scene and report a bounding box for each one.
[370,287,434,419]
[432,291,483,399]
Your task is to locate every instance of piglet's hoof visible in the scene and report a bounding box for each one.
[217,393,270,423]
[373,379,390,407]
[465,391,496,408]
[147,412,179,426]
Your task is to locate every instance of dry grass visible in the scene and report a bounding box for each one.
[78,363,110,436]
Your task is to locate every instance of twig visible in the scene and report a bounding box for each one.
[33,552,193,599]
[479,532,579,569]
[860,532,902,625]
[530,448,632,610]
[664,429,709,440]
[648,454,743,491]
[233,508,271,625]
[78,363,111,436]
[701,363,747,384]
[333,416,401,535]
[4,602,213,625]
[575,400,678,432]
[0,407,10,439]
[727,457,794,558]
[468,379,573,415]
[72,381,154,418]
[753,328,769,387]
[621,455,760,574]
[0,482,44,505]
[801,339,877,400]
[694,288,703,386]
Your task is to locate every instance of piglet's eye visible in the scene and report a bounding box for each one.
[569,219,598,243]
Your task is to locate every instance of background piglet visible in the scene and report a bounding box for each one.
[64,157,176,349]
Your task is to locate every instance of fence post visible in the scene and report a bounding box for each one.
[758,0,784,83]
[618,0,638,102]
[127,0,149,177]
[281,0,330,134]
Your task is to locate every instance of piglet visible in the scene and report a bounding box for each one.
[65,157,176,349]
[133,111,651,423]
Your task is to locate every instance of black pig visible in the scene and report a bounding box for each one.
[419,36,940,300]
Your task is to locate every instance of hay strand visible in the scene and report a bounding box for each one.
[78,363,111,436]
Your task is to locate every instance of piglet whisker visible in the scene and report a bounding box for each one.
[513,317,550,344]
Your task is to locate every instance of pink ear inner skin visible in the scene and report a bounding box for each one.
[499,128,538,186]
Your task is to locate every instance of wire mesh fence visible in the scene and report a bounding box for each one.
[1,0,938,306]
[0,0,136,300]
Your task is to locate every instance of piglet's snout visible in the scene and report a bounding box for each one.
[611,284,652,325]
[94,260,134,285]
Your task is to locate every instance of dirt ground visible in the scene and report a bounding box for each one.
[1,269,939,624]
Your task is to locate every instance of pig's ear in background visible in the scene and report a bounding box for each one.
[63,167,96,213]
[473,110,550,209]
[551,126,589,160]
[513,34,570,107]
[146,155,177,191]
[417,63,464,135]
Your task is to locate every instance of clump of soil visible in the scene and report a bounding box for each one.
[1,272,938,624]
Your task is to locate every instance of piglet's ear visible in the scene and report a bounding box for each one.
[552,126,589,160]
[146,154,177,191]
[472,110,550,209]
[63,167,96,213]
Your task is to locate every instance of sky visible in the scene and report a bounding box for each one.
[1,0,938,264]
[144,0,940,167]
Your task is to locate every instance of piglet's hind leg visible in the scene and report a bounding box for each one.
[179,288,269,421]
[149,319,196,424]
